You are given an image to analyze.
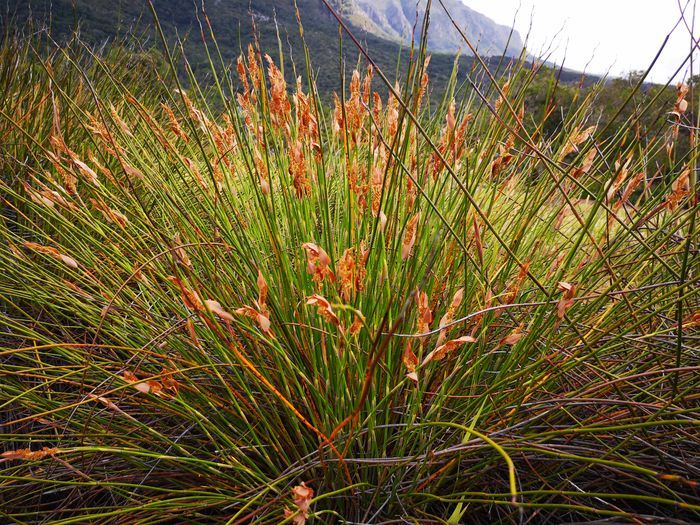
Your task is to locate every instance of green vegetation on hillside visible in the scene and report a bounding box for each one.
[4,0,491,99]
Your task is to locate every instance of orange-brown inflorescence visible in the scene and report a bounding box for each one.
[2,447,60,461]
[289,140,310,197]
[337,244,368,302]
[265,54,291,129]
[302,242,335,284]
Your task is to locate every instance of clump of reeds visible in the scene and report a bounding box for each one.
[0,7,698,523]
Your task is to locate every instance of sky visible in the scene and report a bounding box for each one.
[462,0,698,83]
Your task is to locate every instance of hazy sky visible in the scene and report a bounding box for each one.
[461,0,698,83]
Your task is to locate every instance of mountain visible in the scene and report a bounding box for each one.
[2,0,530,101]
[331,0,522,57]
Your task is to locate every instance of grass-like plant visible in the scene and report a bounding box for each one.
[1,3,698,523]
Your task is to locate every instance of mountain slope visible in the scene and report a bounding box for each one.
[3,0,527,100]
[0,0,454,94]
[332,0,522,56]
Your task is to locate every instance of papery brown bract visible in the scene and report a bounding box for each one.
[403,341,419,383]
[236,55,250,97]
[502,261,530,306]
[166,276,204,312]
[436,288,464,347]
[253,146,270,194]
[422,335,476,366]
[386,82,400,139]
[499,325,526,346]
[556,281,576,320]
[171,233,192,268]
[284,482,314,525]
[293,76,319,149]
[607,156,632,201]
[90,198,128,228]
[672,83,689,117]
[415,55,431,111]
[415,290,433,336]
[666,166,691,210]
[491,134,515,178]
[161,369,181,394]
[306,294,340,327]
[257,269,268,308]
[302,242,335,283]
[619,172,646,206]
[494,80,510,113]
[23,241,79,269]
[571,148,597,179]
[235,305,272,335]
[122,371,151,394]
[23,181,72,210]
[205,299,235,322]
[560,125,596,159]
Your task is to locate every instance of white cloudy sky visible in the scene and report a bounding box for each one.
[461,0,698,83]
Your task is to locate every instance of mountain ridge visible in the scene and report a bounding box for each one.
[330,0,522,57]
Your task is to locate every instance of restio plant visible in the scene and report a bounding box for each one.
[1,3,698,523]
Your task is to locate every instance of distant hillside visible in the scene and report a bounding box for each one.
[331,0,522,56]
[3,0,535,99]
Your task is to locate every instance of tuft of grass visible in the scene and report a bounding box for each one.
[1,6,698,523]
